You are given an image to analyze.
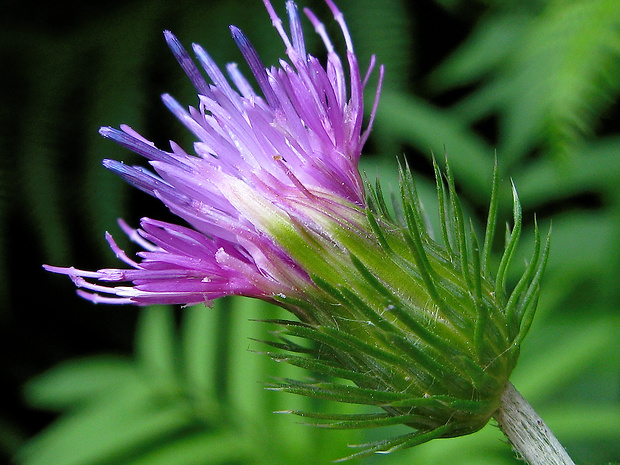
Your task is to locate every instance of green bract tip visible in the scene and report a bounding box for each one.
[262,158,550,460]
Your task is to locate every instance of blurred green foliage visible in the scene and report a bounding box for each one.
[1,0,619,463]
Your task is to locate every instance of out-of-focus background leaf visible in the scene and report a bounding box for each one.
[1,0,618,463]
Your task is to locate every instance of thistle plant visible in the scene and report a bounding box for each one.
[45,0,573,463]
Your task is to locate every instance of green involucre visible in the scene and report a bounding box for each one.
[263,160,549,460]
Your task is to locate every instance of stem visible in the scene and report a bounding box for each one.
[494,382,575,465]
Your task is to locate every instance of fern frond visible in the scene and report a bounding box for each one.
[434,0,620,161]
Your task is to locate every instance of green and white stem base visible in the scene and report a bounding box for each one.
[495,383,575,465]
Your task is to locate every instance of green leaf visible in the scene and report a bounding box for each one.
[16,390,193,465]
[339,0,413,92]
[513,316,620,402]
[375,91,494,199]
[122,429,254,465]
[180,305,219,397]
[448,0,620,161]
[135,306,180,392]
[429,12,531,92]
[23,356,136,410]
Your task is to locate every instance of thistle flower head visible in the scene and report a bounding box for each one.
[46,0,383,308]
[45,0,549,459]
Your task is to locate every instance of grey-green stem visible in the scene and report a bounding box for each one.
[494,382,575,465]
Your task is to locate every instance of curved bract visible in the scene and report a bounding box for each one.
[261,159,549,459]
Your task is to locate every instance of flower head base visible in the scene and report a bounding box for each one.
[44,0,549,460]
[261,158,549,458]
